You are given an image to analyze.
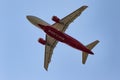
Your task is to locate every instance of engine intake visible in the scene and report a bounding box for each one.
[52,16,60,23]
[38,38,46,45]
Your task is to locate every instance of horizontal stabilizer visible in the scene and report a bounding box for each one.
[82,40,99,64]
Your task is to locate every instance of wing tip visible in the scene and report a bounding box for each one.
[44,67,48,71]
[82,5,88,8]
[82,60,86,64]
[79,5,88,12]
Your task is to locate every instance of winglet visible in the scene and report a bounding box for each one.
[44,67,48,71]
[80,5,88,12]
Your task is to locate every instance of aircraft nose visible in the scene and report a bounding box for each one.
[26,15,34,22]
[26,15,40,27]
[26,16,31,20]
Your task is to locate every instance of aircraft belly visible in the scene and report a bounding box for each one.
[64,35,92,53]
[44,26,66,42]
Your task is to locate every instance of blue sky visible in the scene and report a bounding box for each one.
[0,0,120,80]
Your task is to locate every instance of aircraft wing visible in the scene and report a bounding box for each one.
[44,35,58,70]
[52,5,88,32]
[44,5,88,70]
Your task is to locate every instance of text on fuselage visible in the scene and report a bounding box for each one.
[48,30,65,41]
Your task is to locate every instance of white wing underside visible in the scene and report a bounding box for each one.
[44,6,88,70]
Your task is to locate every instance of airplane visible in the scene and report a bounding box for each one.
[26,5,99,71]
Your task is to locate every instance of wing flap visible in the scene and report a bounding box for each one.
[44,35,58,70]
[52,6,88,33]
[60,6,88,27]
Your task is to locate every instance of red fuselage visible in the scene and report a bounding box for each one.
[38,24,94,54]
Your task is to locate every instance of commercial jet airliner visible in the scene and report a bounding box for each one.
[26,5,99,71]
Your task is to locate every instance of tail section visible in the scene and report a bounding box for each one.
[82,40,99,64]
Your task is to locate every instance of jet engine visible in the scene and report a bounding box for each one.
[52,16,60,23]
[38,38,46,45]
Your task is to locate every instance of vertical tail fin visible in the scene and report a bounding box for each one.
[82,40,99,64]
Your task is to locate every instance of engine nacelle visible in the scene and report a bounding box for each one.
[52,16,60,23]
[38,38,46,45]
